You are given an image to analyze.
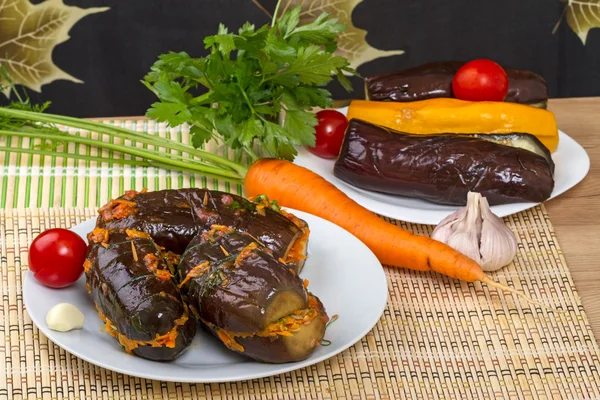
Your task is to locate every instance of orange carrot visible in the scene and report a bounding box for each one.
[245,159,548,308]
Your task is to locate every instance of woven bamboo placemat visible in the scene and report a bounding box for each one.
[1,120,600,399]
[1,207,599,399]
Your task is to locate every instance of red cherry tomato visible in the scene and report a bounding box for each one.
[308,110,349,159]
[28,228,87,288]
[452,59,509,102]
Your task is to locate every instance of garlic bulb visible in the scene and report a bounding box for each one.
[431,192,517,271]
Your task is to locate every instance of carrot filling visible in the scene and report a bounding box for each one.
[142,253,174,281]
[219,245,230,256]
[83,259,92,273]
[234,242,259,267]
[246,198,310,266]
[96,304,189,353]
[201,225,235,242]
[126,229,151,240]
[205,295,324,353]
[280,210,310,265]
[178,261,210,288]
[122,188,148,201]
[155,269,173,281]
[255,204,267,216]
[163,251,181,267]
[285,228,309,264]
[143,253,159,272]
[98,199,138,221]
[131,242,138,262]
[216,330,245,352]
[249,194,278,212]
[88,227,109,244]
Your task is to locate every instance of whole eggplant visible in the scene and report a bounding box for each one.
[333,119,555,206]
[85,228,197,361]
[95,188,308,272]
[178,227,328,363]
[365,61,548,107]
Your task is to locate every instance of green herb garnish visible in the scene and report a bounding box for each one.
[143,1,355,161]
[227,200,242,210]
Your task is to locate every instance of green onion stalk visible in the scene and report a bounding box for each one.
[0,107,249,184]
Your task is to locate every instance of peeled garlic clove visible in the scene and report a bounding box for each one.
[479,197,518,271]
[46,303,84,332]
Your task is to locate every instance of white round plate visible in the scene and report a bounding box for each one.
[294,107,590,225]
[23,209,388,383]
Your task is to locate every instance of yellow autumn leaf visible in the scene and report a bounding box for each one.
[278,0,404,70]
[565,0,600,44]
[0,0,109,97]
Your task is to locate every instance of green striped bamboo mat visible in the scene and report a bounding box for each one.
[0,120,599,399]
[0,120,244,209]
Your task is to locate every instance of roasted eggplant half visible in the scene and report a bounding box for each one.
[220,294,327,364]
[333,119,555,206]
[95,188,309,273]
[365,61,548,108]
[178,226,328,363]
[84,228,197,361]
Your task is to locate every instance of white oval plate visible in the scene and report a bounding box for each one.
[294,107,590,225]
[23,209,388,383]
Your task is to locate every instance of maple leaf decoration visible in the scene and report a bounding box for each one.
[0,0,109,98]
[276,0,404,70]
[556,0,600,44]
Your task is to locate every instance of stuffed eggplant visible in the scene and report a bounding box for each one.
[84,228,197,361]
[333,119,555,206]
[95,188,309,273]
[178,226,328,363]
[365,61,548,108]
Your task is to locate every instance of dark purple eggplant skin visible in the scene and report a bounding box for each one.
[85,229,196,361]
[178,230,308,333]
[365,61,548,106]
[97,189,303,257]
[333,119,555,206]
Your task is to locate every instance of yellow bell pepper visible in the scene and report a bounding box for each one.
[346,98,559,152]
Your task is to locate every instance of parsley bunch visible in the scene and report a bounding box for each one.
[143,4,355,161]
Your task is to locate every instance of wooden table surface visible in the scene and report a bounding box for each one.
[546,98,600,339]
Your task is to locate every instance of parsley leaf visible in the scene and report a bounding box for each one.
[146,102,189,125]
[286,13,345,52]
[143,5,358,161]
[283,109,318,146]
[204,24,236,57]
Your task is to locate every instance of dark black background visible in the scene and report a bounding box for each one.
[3,0,600,117]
